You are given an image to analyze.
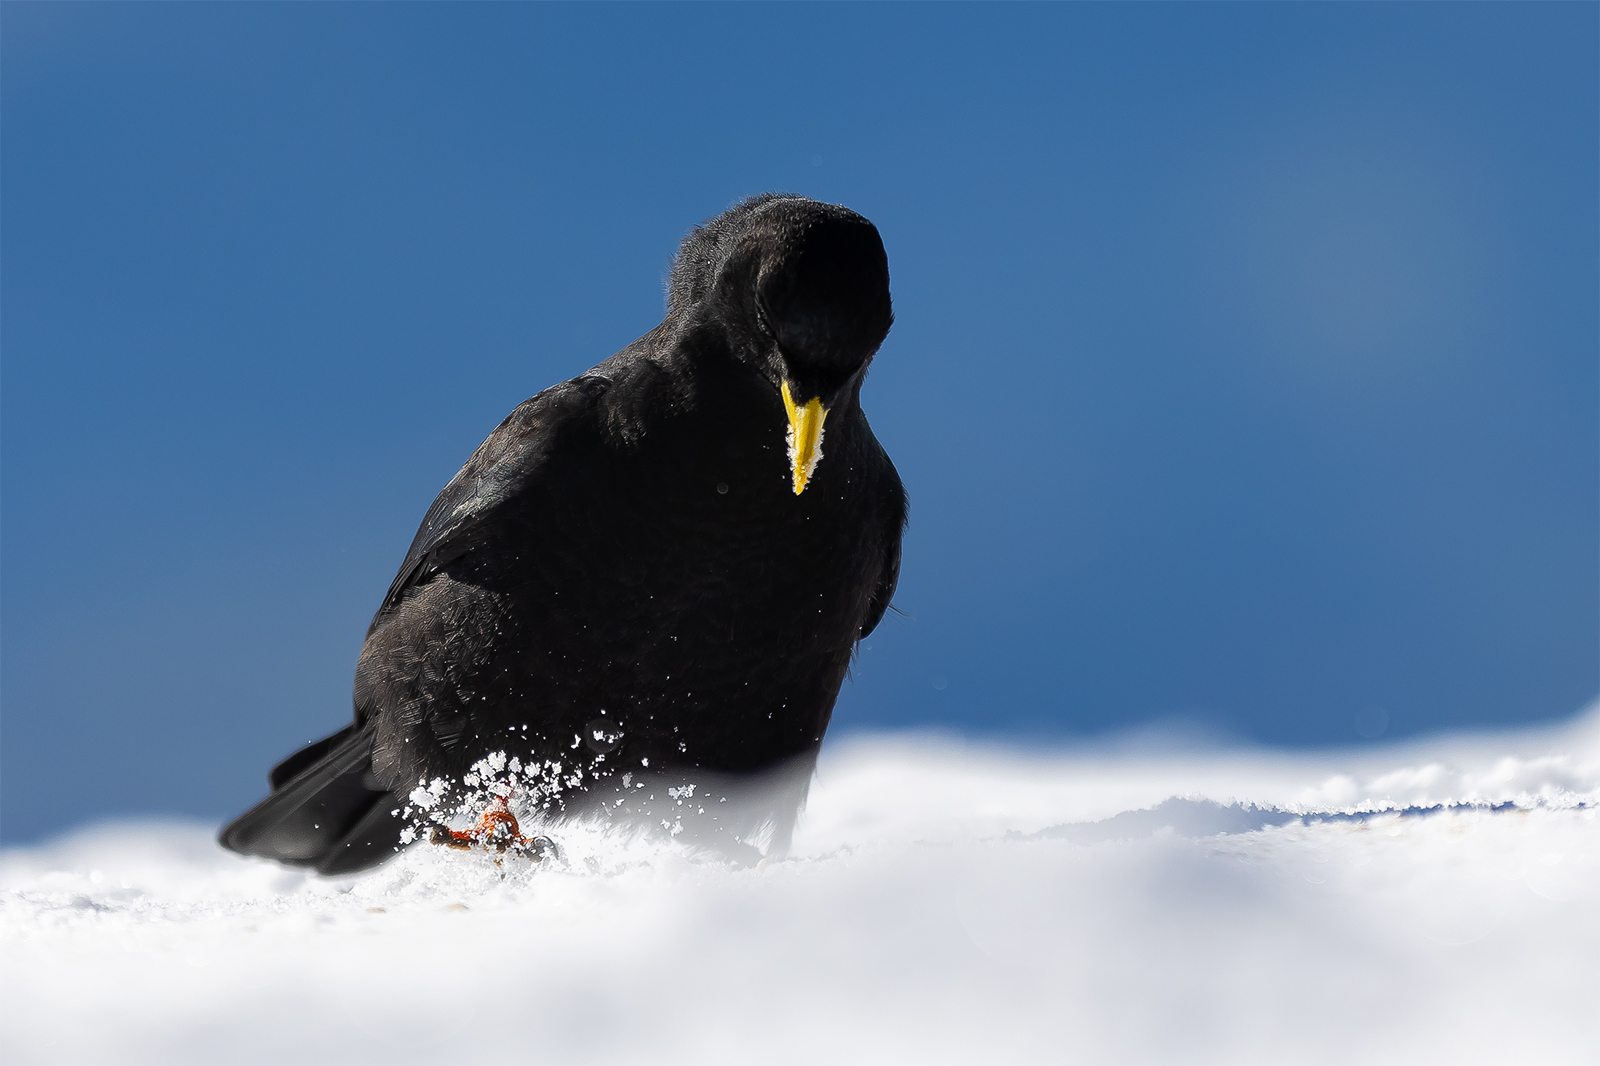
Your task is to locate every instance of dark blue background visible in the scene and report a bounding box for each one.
[4,4,1595,842]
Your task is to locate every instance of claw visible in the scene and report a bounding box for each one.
[427,786,553,859]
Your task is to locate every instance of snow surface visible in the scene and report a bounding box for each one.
[4,711,1597,1065]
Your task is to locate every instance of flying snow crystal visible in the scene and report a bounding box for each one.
[407,778,448,811]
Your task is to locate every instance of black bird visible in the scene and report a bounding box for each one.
[220,195,905,874]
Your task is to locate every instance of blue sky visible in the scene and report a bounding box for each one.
[3,3,1595,842]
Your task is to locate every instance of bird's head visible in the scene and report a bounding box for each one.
[670,195,892,494]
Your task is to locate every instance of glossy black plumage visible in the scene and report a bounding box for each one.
[221,195,905,874]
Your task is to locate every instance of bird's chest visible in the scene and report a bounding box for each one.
[507,408,877,670]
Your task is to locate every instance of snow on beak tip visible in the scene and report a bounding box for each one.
[780,381,827,495]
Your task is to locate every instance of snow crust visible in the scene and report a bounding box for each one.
[4,710,1597,1065]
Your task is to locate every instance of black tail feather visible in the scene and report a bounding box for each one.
[219,724,407,874]
[317,795,409,876]
[267,724,359,791]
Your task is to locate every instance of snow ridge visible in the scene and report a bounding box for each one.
[3,710,1596,1065]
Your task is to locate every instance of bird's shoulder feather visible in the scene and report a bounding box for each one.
[366,374,613,634]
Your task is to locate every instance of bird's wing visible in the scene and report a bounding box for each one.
[366,374,611,636]
[859,533,900,639]
[859,442,907,640]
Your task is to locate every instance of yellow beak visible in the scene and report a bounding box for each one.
[780,381,828,495]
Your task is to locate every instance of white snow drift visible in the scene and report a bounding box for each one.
[3,710,1596,1065]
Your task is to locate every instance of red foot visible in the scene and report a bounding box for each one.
[428,788,552,857]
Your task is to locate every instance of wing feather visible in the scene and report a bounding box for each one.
[859,439,907,640]
[366,375,611,636]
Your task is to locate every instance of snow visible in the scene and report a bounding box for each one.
[3,711,1597,1065]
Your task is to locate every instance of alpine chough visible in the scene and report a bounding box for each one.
[220,195,905,874]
